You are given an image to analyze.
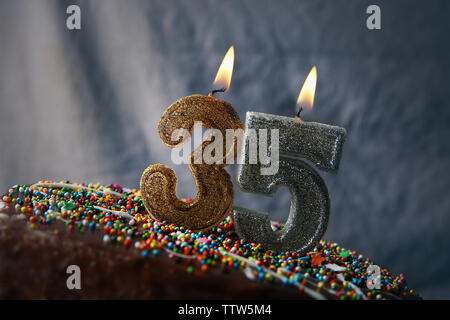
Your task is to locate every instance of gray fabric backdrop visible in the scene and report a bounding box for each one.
[1,0,449,298]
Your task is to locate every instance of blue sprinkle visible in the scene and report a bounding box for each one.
[299,256,310,260]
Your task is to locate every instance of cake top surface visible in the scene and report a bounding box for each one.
[0,180,419,300]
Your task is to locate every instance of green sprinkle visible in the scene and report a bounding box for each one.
[340,249,351,258]
[63,201,77,210]
[187,266,195,274]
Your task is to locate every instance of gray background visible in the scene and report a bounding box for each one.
[1,0,449,299]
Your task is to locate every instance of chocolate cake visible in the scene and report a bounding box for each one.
[0,181,419,300]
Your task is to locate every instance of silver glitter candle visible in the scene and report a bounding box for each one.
[232,111,346,254]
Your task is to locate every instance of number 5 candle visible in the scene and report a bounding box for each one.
[232,66,347,254]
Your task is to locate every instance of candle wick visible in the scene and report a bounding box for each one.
[295,106,305,123]
[209,87,226,97]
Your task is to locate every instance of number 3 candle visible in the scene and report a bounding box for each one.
[232,66,347,254]
[140,47,243,232]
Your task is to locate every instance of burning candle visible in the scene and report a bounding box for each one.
[232,66,347,253]
[140,46,243,232]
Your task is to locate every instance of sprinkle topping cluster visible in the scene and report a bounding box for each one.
[0,181,417,300]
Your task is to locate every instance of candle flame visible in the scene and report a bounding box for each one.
[297,66,317,111]
[213,46,234,92]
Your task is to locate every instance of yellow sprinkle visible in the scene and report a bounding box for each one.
[30,223,36,230]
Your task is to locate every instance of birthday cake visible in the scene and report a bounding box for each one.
[0,181,419,300]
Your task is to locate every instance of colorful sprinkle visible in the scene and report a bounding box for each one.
[0,180,419,300]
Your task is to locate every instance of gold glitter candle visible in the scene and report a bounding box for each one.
[140,47,243,232]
